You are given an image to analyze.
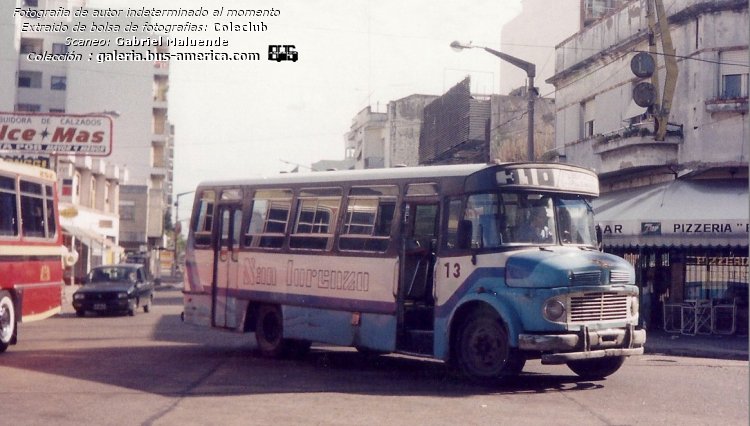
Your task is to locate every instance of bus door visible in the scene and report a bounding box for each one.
[397,200,439,353]
[213,203,242,329]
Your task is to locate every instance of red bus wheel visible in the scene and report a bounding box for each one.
[0,291,16,353]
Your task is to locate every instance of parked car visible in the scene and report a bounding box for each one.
[72,264,154,317]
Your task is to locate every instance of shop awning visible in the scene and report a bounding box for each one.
[594,179,749,248]
[62,224,117,252]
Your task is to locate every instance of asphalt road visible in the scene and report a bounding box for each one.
[0,286,747,426]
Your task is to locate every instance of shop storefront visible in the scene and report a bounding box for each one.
[594,179,749,335]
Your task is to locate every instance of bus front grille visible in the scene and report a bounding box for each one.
[569,292,630,323]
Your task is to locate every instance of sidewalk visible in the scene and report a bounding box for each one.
[644,329,748,360]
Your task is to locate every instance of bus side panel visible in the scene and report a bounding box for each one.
[183,247,215,327]
[433,253,523,360]
[0,251,63,322]
[183,292,212,327]
[284,306,397,352]
[235,252,398,312]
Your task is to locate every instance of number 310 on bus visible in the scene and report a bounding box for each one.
[182,162,645,382]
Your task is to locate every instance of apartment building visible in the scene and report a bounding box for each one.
[547,0,749,332]
[0,0,174,273]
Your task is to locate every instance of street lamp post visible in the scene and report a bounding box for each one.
[172,190,194,277]
[450,41,537,161]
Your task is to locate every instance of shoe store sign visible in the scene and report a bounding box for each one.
[0,112,112,156]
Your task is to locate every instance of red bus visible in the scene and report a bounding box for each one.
[0,159,73,352]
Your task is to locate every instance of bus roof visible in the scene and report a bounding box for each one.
[0,159,57,182]
[197,163,491,188]
[196,162,599,195]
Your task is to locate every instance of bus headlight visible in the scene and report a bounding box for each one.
[543,298,566,322]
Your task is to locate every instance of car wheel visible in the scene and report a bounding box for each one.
[0,291,16,353]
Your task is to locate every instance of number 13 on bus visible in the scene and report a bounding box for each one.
[182,162,645,382]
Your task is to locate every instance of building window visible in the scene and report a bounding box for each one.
[52,43,68,55]
[24,0,39,7]
[584,120,595,138]
[51,76,66,91]
[19,38,43,54]
[120,201,135,220]
[18,71,42,88]
[580,99,596,139]
[722,74,746,99]
[719,50,749,99]
[15,104,41,112]
[49,108,65,113]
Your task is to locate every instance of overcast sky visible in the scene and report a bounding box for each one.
[88,0,524,218]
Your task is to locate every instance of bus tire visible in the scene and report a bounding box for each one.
[0,291,16,353]
[455,309,520,381]
[566,356,626,380]
[255,304,287,358]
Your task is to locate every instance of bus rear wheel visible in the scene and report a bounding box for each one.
[455,310,522,381]
[0,291,16,353]
[254,305,311,358]
[567,356,626,380]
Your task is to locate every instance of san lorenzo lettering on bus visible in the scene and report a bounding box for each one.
[0,112,113,156]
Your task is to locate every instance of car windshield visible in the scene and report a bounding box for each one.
[462,192,596,248]
[89,267,136,284]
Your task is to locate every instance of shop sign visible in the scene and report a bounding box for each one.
[0,112,112,156]
[600,220,750,236]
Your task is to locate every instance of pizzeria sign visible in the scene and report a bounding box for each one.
[0,112,113,156]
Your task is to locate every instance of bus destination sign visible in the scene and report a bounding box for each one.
[0,112,113,156]
[496,167,599,195]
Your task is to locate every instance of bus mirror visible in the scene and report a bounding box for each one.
[457,220,472,250]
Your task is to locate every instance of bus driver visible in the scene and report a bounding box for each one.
[519,207,553,243]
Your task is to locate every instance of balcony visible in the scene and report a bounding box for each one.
[565,122,684,177]
[705,97,748,113]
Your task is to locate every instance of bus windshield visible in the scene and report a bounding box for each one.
[556,197,597,246]
[464,192,596,247]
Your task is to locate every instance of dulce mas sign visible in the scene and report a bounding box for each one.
[0,112,113,156]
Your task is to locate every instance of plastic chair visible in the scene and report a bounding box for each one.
[712,299,737,335]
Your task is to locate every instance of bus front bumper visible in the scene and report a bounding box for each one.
[518,325,646,365]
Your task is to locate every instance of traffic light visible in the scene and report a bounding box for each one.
[630,52,657,108]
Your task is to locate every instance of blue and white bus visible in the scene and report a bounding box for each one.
[183,162,645,381]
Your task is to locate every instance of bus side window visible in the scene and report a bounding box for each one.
[290,192,341,251]
[19,180,45,238]
[191,190,215,247]
[339,185,398,253]
[45,185,56,237]
[0,175,18,237]
[444,197,463,249]
[244,189,293,249]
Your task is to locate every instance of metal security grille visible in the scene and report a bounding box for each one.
[569,292,630,322]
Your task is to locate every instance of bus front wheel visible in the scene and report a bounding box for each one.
[567,356,626,380]
[0,291,16,353]
[455,310,522,381]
